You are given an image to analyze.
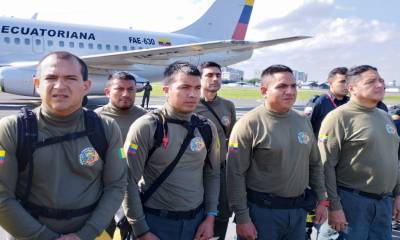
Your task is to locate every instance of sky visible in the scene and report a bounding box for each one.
[1,0,399,83]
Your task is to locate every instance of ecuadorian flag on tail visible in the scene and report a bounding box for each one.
[232,0,254,40]
[158,38,172,46]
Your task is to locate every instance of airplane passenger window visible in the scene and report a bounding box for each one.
[48,40,53,47]
[59,41,65,47]
[35,39,41,45]
[69,42,74,48]
[14,38,21,44]
[130,46,135,50]
[106,44,111,50]
[114,45,119,51]
[24,38,30,45]
[88,43,94,49]
[122,46,128,51]
[79,42,84,48]
[97,44,102,50]
[4,37,10,44]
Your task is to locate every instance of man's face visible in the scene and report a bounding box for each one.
[201,66,222,93]
[348,69,385,105]
[105,78,136,110]
[261,72,297,113]
[163,72,201,114]
[329,74,347,97]
[34,55,91,116]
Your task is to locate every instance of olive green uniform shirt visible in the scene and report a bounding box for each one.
[0,107,127,240]
[195,96,236,164]
[318,100,400,210]
[123,103,220,236]
[227,105,327,224]
[95,103,147,141]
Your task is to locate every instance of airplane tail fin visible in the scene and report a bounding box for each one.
[175,0,254,41]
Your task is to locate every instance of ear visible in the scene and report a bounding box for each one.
[104,87,110,97]
[83,80,92,95]
[260,85,268,98]
[33,77,40,89]
[162,85,169,96]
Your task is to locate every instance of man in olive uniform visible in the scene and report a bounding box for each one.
[123,61,220,240]
[95,71,147,238]
[227,64,328,240]
[195,61,236,239]
[0,51,127,240]
[318,65,400,239]
[95,71,147,140]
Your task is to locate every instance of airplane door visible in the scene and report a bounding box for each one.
[32,37,44,53]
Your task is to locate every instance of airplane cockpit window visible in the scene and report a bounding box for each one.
[88,43,94,49]
[35,39,41,45]
[59,41,65,47]
[69,42,74,48]
[97,44,102,50]
[79,42,84,48]
[4,37,10,44]
[122,46,128,51]
[114,45,119,51]
[14,38,21,45]
[48,40,53,47]
[106,44,111,50]
[24,38,30,45]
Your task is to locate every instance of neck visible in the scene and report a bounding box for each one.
[351,96,378,108]
[264,101,290,114]
[330,89,344,100]
[201,89,217,102]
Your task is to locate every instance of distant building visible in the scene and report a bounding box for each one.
[293,70,308,83]
[221,67,244,82]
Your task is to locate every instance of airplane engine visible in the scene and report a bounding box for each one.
[0,65,37,96]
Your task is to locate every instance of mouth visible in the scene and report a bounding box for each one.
[52,94,69,99]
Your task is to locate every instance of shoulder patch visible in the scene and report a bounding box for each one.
[318,134,328,143]
[0,150,5,164]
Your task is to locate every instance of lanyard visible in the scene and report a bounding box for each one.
[326,93,337,108]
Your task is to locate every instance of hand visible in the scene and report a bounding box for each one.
[236,222,257,240]
[314,204,328,224]
[55,233,81,240]
[393,195,400,220]
[194,216,214,240]
[137,232,160,240]
[328,210,348,232]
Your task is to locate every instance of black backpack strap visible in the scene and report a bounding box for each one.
[83,108,108,161]
[140,116,196,204]
[200,98,228,137]
[16,107,38,203]
[147,111,168,161]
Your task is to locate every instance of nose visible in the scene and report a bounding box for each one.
[53,79,66,89]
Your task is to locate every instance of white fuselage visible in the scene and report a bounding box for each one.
[0,17,253,95]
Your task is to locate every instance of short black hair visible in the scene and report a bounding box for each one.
[163,61,201,85]
[36,51,88,81]
[199,61,221,73]
[261,64,293,78]
[328,67,348,79]
[346,65,378,84]
[108,71,136,83]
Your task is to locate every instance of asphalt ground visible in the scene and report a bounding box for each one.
[0,92,398,239]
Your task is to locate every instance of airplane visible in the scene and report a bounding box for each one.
[0,0,309,96]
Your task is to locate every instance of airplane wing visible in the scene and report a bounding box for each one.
[82,36,310,67]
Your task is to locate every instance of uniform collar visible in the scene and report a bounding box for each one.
[39,106,83,127]
[348,99,376,112]
[263,105,292,118]
[106,102,136,115]
[163,103,193,121]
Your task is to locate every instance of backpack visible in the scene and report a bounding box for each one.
[16,107,108,219]
[140,110,213,204]
[147,111,212,160]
